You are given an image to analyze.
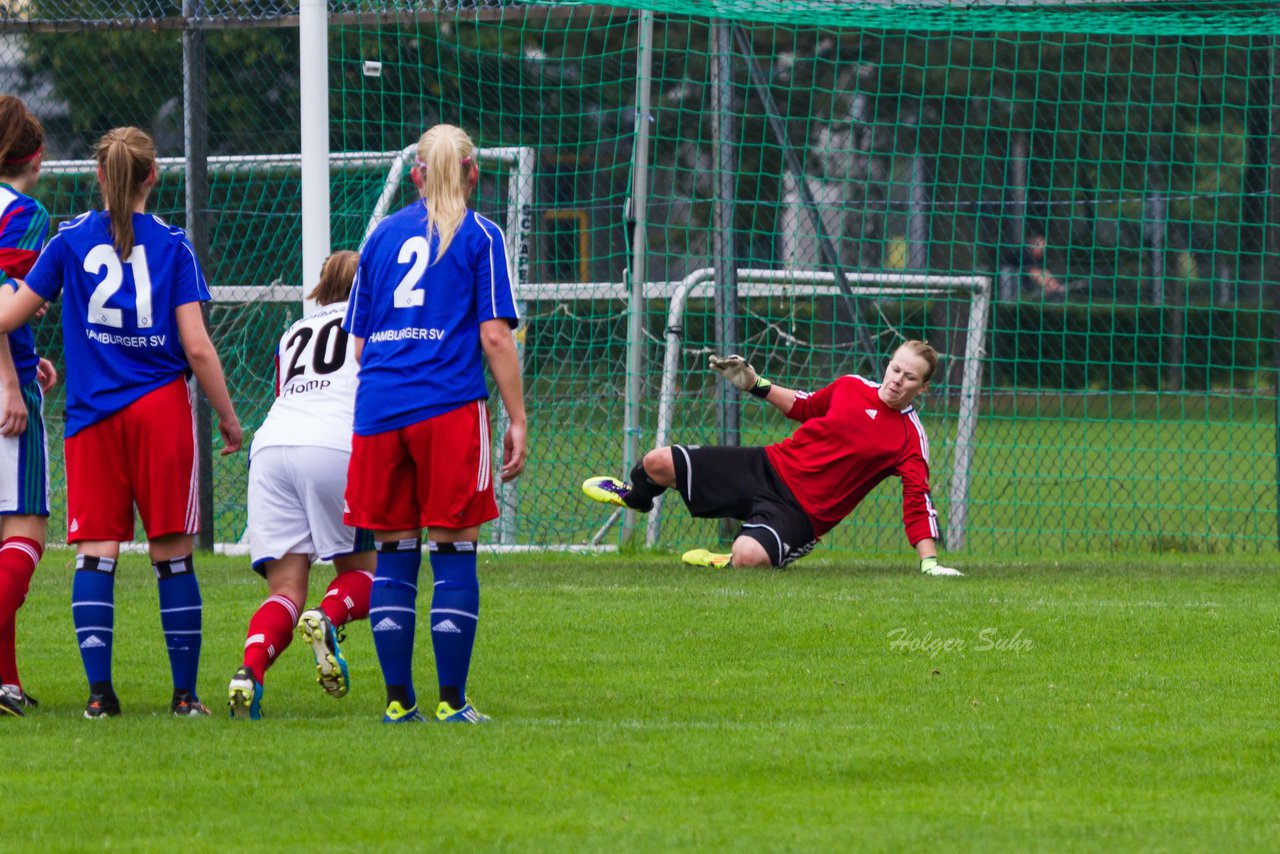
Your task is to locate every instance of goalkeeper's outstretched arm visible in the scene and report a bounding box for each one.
[707,354,797,415]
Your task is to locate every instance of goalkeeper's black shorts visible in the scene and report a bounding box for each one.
[669,444,817,568]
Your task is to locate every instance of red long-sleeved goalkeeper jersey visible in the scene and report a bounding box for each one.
[763,374,940,543]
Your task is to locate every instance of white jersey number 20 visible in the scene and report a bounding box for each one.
[283,317,349,383]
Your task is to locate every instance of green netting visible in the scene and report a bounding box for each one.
[528,1,1280,37]
[3,0,1278,554]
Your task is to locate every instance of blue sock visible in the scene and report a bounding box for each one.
[155,556,202,696]
[72,556,117,692]
[370,538,422,709]
[428,541,480,709]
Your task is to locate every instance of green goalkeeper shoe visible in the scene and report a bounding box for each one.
[582,476,632,509]
[681,548,732,568]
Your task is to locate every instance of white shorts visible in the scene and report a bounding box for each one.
[0,380,49,517]
[247,445,370,572]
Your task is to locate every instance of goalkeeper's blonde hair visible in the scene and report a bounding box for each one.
[413,124,476,263]
[899,339,939,382]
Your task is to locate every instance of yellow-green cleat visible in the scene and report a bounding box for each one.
[382,701,426,723]
[681,548,732,568]
[436,699,490,723]
[581,475,632,509]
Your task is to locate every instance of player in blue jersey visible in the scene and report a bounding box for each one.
[343,123,526,724]
[0,126,243,719]
[0,96,60,718]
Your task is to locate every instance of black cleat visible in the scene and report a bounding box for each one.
[170,690,210,717]
[84,692,121,719]
[0,686,25,718]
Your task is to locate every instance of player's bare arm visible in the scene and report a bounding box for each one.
[175,301,243,454]
[480,317,526,482]
[0,281,45,334]
[0,333,27,437]
[36,357,57,393]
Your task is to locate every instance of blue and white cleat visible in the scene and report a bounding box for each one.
[228,666,263,721]
[297,608,349,698]
[383,701,427,724]
[435,699,490,724]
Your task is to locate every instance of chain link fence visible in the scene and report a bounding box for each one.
[3,0,1277,553]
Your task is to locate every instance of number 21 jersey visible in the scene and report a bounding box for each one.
[251,300,358,457]
[24,211,210,437]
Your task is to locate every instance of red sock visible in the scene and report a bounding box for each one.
[0,537,43,687]
[319,570,373,626]
[0,620,15,688]
[242,595,298,684]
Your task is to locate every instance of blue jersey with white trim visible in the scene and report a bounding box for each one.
[344,201,518,436]
[25,211,210,436]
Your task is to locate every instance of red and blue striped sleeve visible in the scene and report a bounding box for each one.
[0,198,50,282]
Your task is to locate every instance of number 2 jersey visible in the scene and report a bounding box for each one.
[250,300,357,457]
[24,211,210,437]
[0,183,50,385]
[344,202,519,436]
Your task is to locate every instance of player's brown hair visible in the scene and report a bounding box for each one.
[95,127,156,259]
[898,339,939,383]
[306,250,359,305]
[0,96,44,179]
[413,124,476,262]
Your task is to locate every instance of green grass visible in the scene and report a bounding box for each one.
[7,549,1280,850]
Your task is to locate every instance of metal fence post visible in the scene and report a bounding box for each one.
[182,0,214,550]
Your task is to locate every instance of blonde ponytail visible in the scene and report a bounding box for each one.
[413,124,475,262]
[95,127,156,259]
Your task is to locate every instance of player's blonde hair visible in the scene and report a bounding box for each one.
[95,126,156,259]
[307,250,359,305]
[0,96,44,180]
[413,124,475,263]
[898,339,939,383]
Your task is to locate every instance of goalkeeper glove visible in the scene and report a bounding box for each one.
[920,556,963,577]
[708,354,773,398]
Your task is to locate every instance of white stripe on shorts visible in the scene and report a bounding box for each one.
[185,381,199,533]
[476,400,490,492]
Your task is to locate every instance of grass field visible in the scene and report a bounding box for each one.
[6,548,1279,851]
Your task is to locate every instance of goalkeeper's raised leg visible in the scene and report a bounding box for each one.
[581,465,663,513]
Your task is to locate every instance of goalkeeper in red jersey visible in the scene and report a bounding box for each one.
[583,340,962,576]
